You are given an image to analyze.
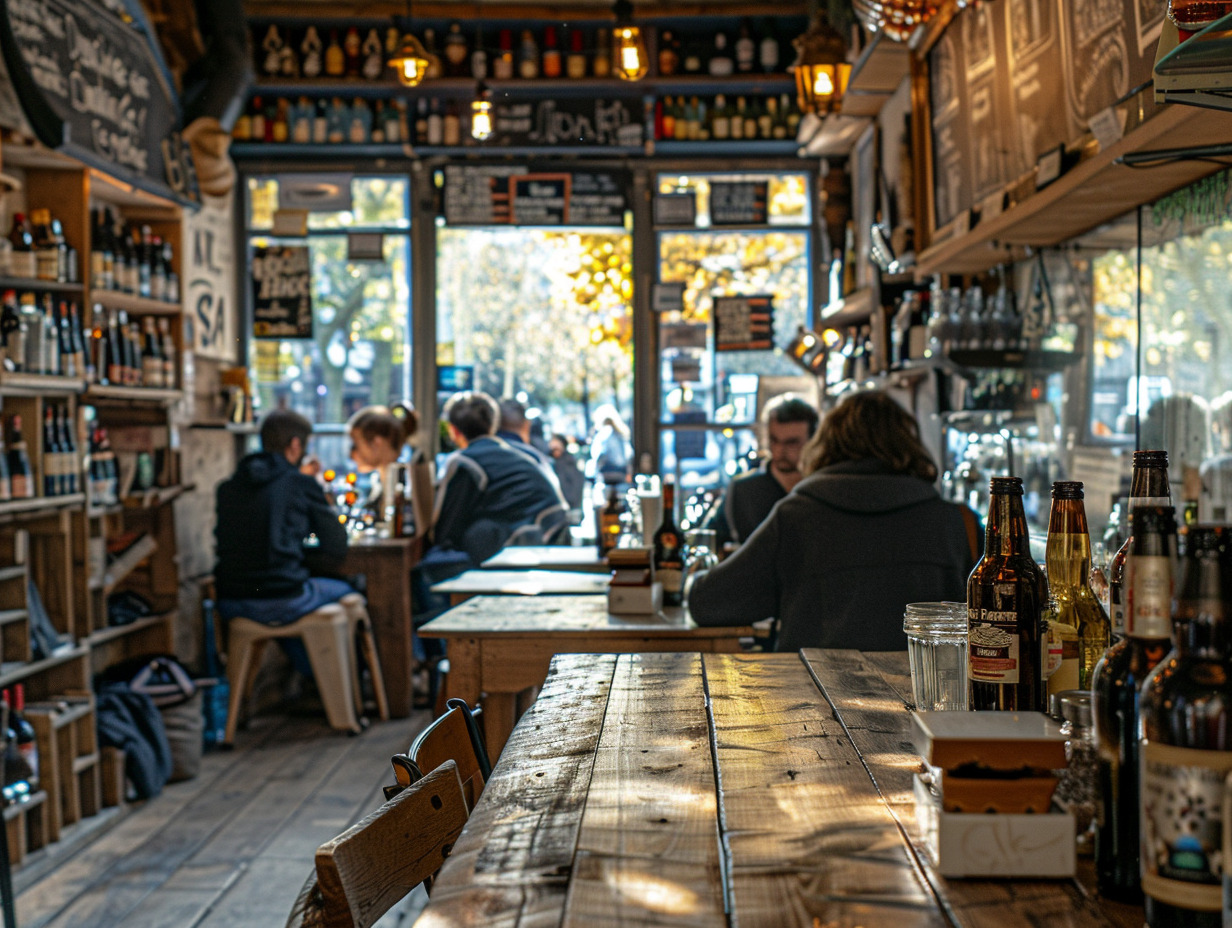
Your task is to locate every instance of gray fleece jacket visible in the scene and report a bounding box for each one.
[688,458,980,652]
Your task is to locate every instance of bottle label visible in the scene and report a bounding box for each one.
[968,608,1021,684]
[657,567,682,594]
[1110,580,1125,637]
[1131,496,1173,508]
[1127,554,1173,639]
[1140,740,1232,912]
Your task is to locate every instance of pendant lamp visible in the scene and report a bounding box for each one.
[389,0,437,87]
[612,0,648,81]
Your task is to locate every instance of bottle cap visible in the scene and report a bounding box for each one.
[1132,449,1169,467]
[989,475,1023,495]
[1050,481,1083,500]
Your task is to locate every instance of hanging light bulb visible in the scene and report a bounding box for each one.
[389,0,437,87]
[471,83,493,141]
[612,0,648,81]
[791,6,851,116]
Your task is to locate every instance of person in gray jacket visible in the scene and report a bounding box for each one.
[688,391,981,652]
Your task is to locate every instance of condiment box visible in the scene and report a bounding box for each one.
[911,710,1068,771]
[607,547,662,615]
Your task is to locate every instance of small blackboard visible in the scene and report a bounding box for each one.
[709,182,769,226]
[489,97,643,149]
[251,246,313,339]
[654,192,697,226]
[444,165,628,227]
[0,0,196,202]
[713,295,774,352]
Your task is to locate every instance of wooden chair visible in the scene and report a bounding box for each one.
[285,760,468,928]
[388,699,492,811]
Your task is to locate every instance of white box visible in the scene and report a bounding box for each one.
[608,582,662,615]
[913,774,1076,878]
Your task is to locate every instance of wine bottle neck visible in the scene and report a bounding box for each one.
[985,493,1031,556]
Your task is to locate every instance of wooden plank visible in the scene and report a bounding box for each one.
[344,537,417,718]
[705,651,946,928]
[424,653,618,928]
[801,649,1139,928]
[561,652,726,927]
[432,569,611,599]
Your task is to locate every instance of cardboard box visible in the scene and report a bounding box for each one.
[911,710,1068,772]
[608,582,662,615]
[913,774,1076,878]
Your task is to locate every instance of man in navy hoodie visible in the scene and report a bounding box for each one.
[213,409,353,660]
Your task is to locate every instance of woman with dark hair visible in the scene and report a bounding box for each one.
[347,402,420,472]
[688,390,981,652]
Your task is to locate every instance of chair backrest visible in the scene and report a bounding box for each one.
[390,699,491,811]
[286,760,468,928]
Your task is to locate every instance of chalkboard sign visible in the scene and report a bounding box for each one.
[488,97,643,149]
[444,165,629,227]
[251,245,313,339]
[713,295,774,352]
[0,0,196,203]
[709,182,768,226]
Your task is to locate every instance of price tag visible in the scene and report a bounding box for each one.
[1036,146,1064,189]
[1089,106,1127,151]
[979,190,1005,222]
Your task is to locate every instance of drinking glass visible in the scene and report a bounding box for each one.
[904,602,968,710]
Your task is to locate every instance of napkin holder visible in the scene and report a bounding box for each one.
[607,547,661,615]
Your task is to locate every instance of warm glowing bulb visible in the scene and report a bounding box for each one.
[813,69,834,96]
[614,25,648,80]
[471,99,492,141]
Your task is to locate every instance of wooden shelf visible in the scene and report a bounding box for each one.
[102,533,158,595]
[947,348,1080,372]
[841,31,911,118]
[0,645,87,690]
[231,142,411,161]
[88,291,181,316]
[917,102,1232,275]
[122,484,190,511]
[84,385,183,405]
[87,612,174,648]
[0,565,26,582]
[0,609,27,626]
[0,278,83,294]
[2,790,46,822]
[650,140,800,157]
[250,74,795,99]
[0,495,85,523]
[86,168,181,213]
[0,372,85,397]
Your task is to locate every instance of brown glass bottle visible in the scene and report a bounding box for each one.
[1092,504,1177,903]
[652,480,684,607]
[596,485,624,558]
[1109,451,1172,639]
[967,476,1049,712]
[1139,526,1231,928]
[1045,482,1111,689]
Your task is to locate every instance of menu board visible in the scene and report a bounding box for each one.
[251,245,313,339]
[0,0,196,202]
[713,295,774,352]
[444,165,630,227]
[488,97,643,149]
[709,182,769,226]
[926,0,1164,237]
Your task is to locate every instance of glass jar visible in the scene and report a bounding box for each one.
[903,602,968,710]
[1052,689,1097,857]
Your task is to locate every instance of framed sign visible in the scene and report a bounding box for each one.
[713,295,775,352]
[186,194,237,360]
[251,245,313,339]
[444,165,628,227]
[709,182,769,226]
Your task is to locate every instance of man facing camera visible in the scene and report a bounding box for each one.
[709,395,819,551]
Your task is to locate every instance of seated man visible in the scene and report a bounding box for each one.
[496,397,555,473]
[433,391,569,568]
[213,409,353,674]
[709,395,819,551]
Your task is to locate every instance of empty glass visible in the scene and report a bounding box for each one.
[904,602,968,711]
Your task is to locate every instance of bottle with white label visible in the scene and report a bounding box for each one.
[652,478,684,608]
[966,475,1049,712]
[1092,504,1177,904]
[1108,450,1172,639]
[1139,525,1230,928]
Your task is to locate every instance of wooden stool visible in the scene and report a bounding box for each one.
[224,603,362,744]
[338,593,390,723]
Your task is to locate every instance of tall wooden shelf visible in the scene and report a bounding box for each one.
[0,136,188,869]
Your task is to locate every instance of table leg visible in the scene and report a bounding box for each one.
[346,545,415,718]
[482,691,518,761]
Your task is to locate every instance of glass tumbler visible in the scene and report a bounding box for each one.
[904,602,968,711]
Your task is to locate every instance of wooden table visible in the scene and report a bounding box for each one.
[341,535,421,719]
[417,595,754,758]
[430,568,611,606]
[416,649,1144,928]
[480,544,607,572]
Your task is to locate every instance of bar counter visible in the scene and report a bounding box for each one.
[414,649,1144,928]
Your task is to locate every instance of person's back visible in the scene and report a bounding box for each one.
[688,392,979,651]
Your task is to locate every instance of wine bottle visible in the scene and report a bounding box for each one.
[8,415,33,500]
[11,684,38,791]
[597,485,624,558]
[652,479,684,607]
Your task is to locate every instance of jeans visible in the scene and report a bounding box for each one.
[217,577,357,678]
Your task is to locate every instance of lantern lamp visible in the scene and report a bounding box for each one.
[471,83,493,141]
[612,0,648,81]
[791,11,851,116]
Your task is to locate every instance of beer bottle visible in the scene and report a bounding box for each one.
[1045,482,1110,689]
[967,476,1049,711]
[1092,504,1177,903]
[1109,450,1172,639]
[1139,525,1231,927]
[596,485,624,558]
[652,479,684,608]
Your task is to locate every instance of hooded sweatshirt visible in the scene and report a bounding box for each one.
[214,452,347,600]
[688,458,980,652]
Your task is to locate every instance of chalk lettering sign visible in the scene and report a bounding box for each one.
[489,97,643,148]
[251,245,313,339]
[709,182,769,226]
[444,165,629,227]
[713,294,775,352]
[0,0,196,202]
[186,194,236,360]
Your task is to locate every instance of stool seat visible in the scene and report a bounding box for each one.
[223,598,388,745]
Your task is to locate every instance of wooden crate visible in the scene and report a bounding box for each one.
[25,695,98,842]
[100,745,126,809]
[3,790,49,867]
